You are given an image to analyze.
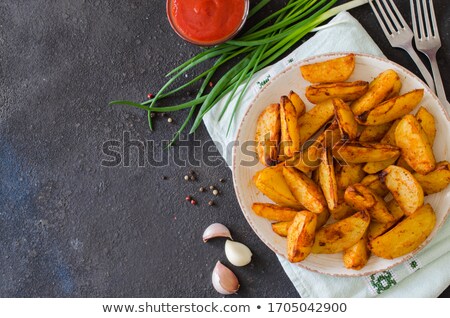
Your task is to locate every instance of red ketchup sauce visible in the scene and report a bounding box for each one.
[167,0,248,46]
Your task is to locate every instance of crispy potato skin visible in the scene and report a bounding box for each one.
[413,161,450,195]
[395,114,436,174]
[352,69,402,115]
[416,106,436,145]
[312,211,370,254]
[319,148,339,211]
[355,89,424,126]
[343,233,370,270]
[280,96,300,157]
[305,81,369,104]
[333,98,358,140]
[363,119,401,174]
[333,141,400,164]
[369,204,436,259]
[300,54,355,83]
[287,211,317,262]
[255,103,281,166]
[253,165,302,209]
[380,165,424,216]
[297,99,335,146]
[252,203,299,221]
[289,90,306,117]
[283,167,327,214]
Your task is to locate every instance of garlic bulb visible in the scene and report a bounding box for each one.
[203,223,232,242]
[212,261,239,295]
[224,240,252,267]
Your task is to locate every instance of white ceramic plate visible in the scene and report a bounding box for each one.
[232,53,450,276]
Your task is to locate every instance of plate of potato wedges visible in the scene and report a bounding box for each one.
[232,52,450,276]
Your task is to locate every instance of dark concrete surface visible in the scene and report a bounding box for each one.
[0,0,449,297]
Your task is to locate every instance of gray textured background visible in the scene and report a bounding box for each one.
[0,0,449,297]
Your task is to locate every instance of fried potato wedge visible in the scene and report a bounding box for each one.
[305,81,369,104]
[380,165,424,216]
[330,193,356,220]
[333,98,358,140]
[343,233,370,270]
[367,190,395,223]
[253,165,302,209]
[283,167,327,214]
[289,90,306,117]
[369,204,436,259]
[272,220,293,237]
[359,122,392,142]
[395,114,436,174]
[280,96,300,157]
[255,103,281,166]
[287,211,317,262]
[344,183,376,211]
[351,69,402,115]
[306,123,341,168]
[272,208,329,237]
[252,203,299,221]
[413,161,450,195]
[416,106,436,145]
[300,54,355,83]
[360,174,389,197]
[362,119,400,174]
[312,211,370,254]
[284,151,319,173]
[367,199,406,241]
[396,156,414,172]
[298,99,335,146]
[336,164,366,190]
[316,208,330,230]
[319,147,339,211]
[333,141,400,164]
[355,89,424,126]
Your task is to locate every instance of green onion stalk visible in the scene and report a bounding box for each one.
[110,0,369,145]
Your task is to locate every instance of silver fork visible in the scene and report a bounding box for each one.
[411,0,449,112]
[369,0,435,92]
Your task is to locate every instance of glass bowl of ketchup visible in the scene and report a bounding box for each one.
[166,0,250,46]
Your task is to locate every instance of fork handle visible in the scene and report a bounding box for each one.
[428,53,449,106]
[401,44,436,92]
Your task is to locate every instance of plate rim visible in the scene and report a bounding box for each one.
[232,52,450,277]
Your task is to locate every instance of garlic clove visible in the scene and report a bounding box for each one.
[212,261,239,295]
[202,223,232,242]
[225,240,252,267]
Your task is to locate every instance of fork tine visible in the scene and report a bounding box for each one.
[410,0,420,40]
[421,0,432,38]
[369,0,394,38]
[384,0,408,31]
[373,0,398,34]
[416,0,426,39]
[427,0,440,38]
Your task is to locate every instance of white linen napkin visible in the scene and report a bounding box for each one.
[203,11,450,297]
